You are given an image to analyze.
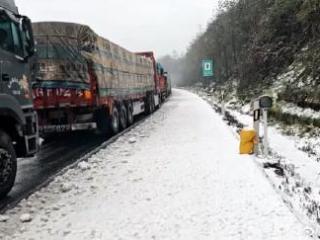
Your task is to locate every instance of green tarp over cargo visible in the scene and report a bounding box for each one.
[32,22,155,96]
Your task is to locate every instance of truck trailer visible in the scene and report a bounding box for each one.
[136,52,171,102]
[0,0,38,197]
[32,22,167,135]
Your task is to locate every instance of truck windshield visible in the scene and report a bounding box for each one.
[0,17,14,53]
[0,14,24,56]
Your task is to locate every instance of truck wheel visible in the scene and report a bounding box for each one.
[110,107,120,135]
[161,93,165,102]
[119,104,128,130]
[127,102,134,125]
[157,94,162,109]
[95,109,109,136]
[145,94,154,115]
[0,130,17,199]
[150,94,156,113]
[151,96,156,112]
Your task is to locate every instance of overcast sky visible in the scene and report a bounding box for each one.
[15,0,218,57]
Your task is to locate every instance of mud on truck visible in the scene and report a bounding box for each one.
[0,0,37,198]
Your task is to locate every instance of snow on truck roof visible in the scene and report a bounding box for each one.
[33,22,138,56]
[32,22,94,41]
[0,0,18,14]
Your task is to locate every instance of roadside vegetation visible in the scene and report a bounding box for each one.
[160,0,320,136]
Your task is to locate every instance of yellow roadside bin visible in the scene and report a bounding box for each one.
[239,129,257,154]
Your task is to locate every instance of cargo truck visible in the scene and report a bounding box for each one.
[0,0,38,197]
[136,52,170,102]
[32,22,166,135]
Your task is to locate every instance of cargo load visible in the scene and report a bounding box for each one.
[32,22,154,97]
[32,22,166,135]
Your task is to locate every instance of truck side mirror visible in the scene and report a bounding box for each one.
[22,16,35,58]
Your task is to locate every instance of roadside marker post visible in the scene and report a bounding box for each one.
[262,109,269,156]
[252,96,273,156]
[260,96,273,156]
[252,100,261,155]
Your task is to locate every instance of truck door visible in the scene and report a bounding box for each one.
[0,13,31,108]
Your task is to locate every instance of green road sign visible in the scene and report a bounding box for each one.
[202,60,214,77]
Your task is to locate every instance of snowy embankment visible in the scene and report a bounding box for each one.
[192,88,320,236]
[271,64,320,161]
[280,103,320,120]
[0,89,310,239]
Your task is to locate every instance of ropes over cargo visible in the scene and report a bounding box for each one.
[32,22,155,96]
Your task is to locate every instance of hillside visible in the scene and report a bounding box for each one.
[160,0,320,121]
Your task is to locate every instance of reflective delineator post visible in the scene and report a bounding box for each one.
[259,96,273,157]
[262,109,269,156]
[252,101,260,155]
[251,96,273,156]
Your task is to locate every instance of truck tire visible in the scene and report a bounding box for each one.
[0,130,17,199]
[127,102,134,126]
[144,96,150,115]
[95,109,109,136]
[145,94,154,115]
[156,94,162,109]
[151,96,155,112]
[119,104,128,130]
[109,107,120,135]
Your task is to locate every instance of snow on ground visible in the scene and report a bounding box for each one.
[0,89,311,240]
[280,103,320,120]
[193,88,320,235]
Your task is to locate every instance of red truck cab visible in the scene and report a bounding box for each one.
[136,52,169,101]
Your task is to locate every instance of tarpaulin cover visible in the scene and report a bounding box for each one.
[32,22,155,96]
[32,22,94,90]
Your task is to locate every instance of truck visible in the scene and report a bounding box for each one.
[32,22,167,135]
[136,52,170,102]
[0,0,38,197]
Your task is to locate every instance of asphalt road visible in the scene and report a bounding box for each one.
[0,131,106,211]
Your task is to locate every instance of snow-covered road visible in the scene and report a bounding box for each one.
[0,89,310,239]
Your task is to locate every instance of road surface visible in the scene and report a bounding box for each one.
[0,89,310,240]
[0,132,106,211]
